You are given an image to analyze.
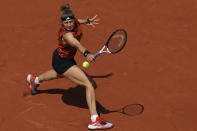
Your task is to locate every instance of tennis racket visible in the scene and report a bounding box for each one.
[110,104,144,116]
[82,29,127,67]
[93,28,127,58]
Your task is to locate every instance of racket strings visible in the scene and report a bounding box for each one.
[107,30,126,53]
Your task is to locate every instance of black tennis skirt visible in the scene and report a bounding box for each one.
[52,49,76,74]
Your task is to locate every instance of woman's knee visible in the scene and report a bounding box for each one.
[81,79,92,88]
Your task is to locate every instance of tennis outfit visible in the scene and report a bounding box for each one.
[52,19,83,74]
[27,18,113,130]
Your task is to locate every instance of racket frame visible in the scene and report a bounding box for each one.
[94,45,111,57]
[94,29,127,58]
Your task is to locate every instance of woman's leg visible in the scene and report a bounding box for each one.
[63,65,97,116]
[38,69,64,83]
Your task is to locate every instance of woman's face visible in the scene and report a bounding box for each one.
[62,19,75,31]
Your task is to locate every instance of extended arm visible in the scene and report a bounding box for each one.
[63,32,86,53]
[78,18,89,24]
[63,32,95,62]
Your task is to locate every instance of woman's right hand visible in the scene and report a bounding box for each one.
[86,54,95,62]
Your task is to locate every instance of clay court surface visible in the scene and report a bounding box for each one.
[0,0,197,130]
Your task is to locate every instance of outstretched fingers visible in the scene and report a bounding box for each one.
[86,15,100,27]
[90,14,98,21]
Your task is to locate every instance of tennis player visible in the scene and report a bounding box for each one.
[27,4,113,130]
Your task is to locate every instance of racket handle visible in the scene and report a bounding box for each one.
[94,52,100,58]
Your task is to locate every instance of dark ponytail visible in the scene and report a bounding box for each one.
[60,4,75,21]
[61,4,70,11]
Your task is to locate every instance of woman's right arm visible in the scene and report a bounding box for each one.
[62,32,95,62]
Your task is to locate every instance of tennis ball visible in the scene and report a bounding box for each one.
[82,61,90,68]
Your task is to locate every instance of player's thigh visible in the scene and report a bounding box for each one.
[47,69,64,77]
[63,65,89,86]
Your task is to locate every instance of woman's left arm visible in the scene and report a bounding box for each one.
[78,19,88,24]
[78,15,100,27]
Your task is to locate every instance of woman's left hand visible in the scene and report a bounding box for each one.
[85,15,100,28]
